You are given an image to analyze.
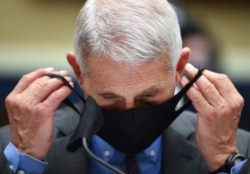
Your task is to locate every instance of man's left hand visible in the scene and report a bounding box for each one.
[181,63,244,171]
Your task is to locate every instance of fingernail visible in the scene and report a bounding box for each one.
[181,76,189,84]
[186,63,193,69]
[64,76,72,82]
[59,70,68,75]
[69,81,74,87]
[45,67,54,73]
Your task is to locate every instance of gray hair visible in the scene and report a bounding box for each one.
[74,0,182,75]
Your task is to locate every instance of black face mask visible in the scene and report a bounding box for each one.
[47,68,204,154]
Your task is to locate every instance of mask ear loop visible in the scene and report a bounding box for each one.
[46,69,204,122]
[170,68,205,116]
[46,70,204,174]
[46,74,124,174]
[46,73,86,115]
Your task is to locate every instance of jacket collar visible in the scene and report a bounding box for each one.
[161,125,209,174]
[54,103,83,136]
[55,103,210,173]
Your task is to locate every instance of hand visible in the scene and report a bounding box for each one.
[5,68,73,160]
[181,63,244,171]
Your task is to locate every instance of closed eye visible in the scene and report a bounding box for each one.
[102,93,117,99]
[140,90,157,98]
[141,93,155,98]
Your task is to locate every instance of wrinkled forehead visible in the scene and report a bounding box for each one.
[83,53,176,97]
[84,50,174,74]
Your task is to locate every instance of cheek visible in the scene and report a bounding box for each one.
[78,79,104,104]
[78,79,92,98]
[161,79,177,99]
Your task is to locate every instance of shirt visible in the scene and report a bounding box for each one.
[89,135,162,174]
[4,137,246,174]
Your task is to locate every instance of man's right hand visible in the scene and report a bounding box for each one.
[5,68,73,160]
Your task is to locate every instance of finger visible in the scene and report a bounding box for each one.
[58,70,69,76]
[202,70,239,98]
[185,64,224,107]
[42,85,72,111]
[203,71,244,113]
[186,64,243,108]
[184,63,199,78]
[181,76,211,113]
[13,68,54,93]
[23,73,73,104]
[47,71,74,87]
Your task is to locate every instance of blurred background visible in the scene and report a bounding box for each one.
[0,0,249,130]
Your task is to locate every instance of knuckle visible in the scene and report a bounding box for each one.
[204,108,215,117]
[193,95,202,104]
[5,94,13,106]
[204,83,215,92]
[232,95,244,110]
[216,74,231,86]
[51,91,63,102]
[219,100,233,112]
[199,107,215,120]
[217,73,228,81]
[191,92,204,104]
[34,105,47,116]
[238,95,244,107]
[5,93,20,108]
[221,105,231,115]
[33,81,43,90]
[22,101,34,113]
[21,74,32,83]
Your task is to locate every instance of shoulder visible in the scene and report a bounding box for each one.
[53,102,83,137]
[170,110,250,157]
[236,128,250,157]
[169,110,197,138]
[0,125,11,149]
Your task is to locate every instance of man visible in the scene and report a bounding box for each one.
[0,0,250,173]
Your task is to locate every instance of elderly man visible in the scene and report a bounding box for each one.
[0,0,250,173]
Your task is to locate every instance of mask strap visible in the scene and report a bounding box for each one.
[46,74,124,174]
[46,73,86,115]
[46,69,205,117]
[173,68,205,115]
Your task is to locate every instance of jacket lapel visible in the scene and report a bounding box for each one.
[53,104,210,174]
[45,103,89,174]
[161,127,209,174]
[44,134,89,174]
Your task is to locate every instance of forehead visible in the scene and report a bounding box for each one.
[83,52,175,96]
[86,51,172,72]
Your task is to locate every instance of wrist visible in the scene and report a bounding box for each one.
[4,142,48,173]
[207,153,230,171]
[201,144,238,171]
[209,153,246,173]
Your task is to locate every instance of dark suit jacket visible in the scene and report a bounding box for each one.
[1,104,250,174]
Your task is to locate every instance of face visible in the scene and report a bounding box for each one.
[78,52,178,111]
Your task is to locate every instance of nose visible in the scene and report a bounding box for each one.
[124,101,135,110]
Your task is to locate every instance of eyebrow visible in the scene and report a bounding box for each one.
[139,86,161,96]
[97,91,123,98]
[97,86,162,98]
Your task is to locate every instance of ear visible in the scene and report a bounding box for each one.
[66,52,83,84]
[175,47,190,84]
